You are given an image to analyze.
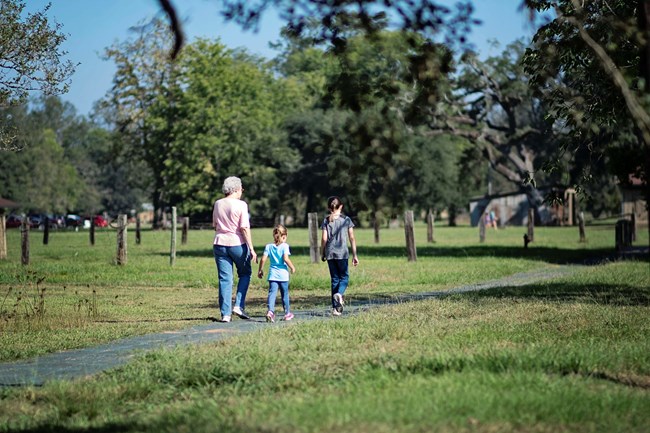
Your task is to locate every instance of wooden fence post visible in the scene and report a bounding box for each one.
[135,217,141,245]
[578,211,586,243]
[427,209,435,243]
[0,214,6,260]
[404,210,417,262]
[479,213,486,243]
[21,218,29,266]
[631,212,636,242]
[181,216,189,245]
[527,208,535,243]
[43,216,49,245]
[116,214,127,265]
[373,211,380,244]
[170,207,177,266]
[308,212,320,263]
[90,216,95,246]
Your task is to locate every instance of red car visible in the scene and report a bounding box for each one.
[92,215,108,228]
[5,215,23,228]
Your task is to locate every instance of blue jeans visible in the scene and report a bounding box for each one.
[213,244,252,317]
[267,281,290,314]
[327,259,349,307]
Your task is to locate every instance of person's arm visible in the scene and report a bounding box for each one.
[257,254,267,279]
[240,227,257,264]
[283,254,296,274]
[348,227,359,266]
[320,227,328,261]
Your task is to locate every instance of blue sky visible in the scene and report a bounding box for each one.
[24,0,536,116]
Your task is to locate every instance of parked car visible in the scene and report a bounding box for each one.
[92,215,108,228]
[47,214,66,228]
[65,214,83,229]
[5,214,23,228]
[32,214,65,230]
[28,214,43,229]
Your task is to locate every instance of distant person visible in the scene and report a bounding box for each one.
[257,224,296,323]
[212,176,257,323]
[320,196,359,316]
[489,210,498,230]
[483,211,491,228]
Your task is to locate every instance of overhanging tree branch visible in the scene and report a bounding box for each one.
[555,0,650,145]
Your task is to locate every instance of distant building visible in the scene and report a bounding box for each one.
[468,187,575,227]
[618,175,647,222]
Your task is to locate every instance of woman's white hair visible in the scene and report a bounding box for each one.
[222,176,243,195]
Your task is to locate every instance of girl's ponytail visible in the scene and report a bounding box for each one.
[327,196,342,222]
[273,224,287,245]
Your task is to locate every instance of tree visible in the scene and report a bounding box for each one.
[523,0,649,239]
[404,133,468,224]
[274,23,478,232]
[0,0,75,149]
[0,124,81,213]
[159,39,299,219]
[99,18,176,227]
[424,41,559,224]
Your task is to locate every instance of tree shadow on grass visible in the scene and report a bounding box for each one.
[457,281,650,307]
[170,245,627,265]
[13,423,148,433]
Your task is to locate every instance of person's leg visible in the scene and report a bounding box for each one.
[231,244,252,311]
[327,260,341,307]
[278,281,290,314]
[213,245,233,318]
[335,259,350,297]
[267,281,279,313]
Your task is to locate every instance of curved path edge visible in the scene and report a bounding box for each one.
[0,264,581,387]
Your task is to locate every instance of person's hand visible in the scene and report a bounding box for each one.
[257,269,263,279]
[321,255,326,262]
[352,256,359,267]
[291,267,296,274]
[250,250,258,264]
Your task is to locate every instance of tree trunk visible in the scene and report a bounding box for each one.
[373,209,380,243]
[152,189,165,230]
[523,184,552,225]
[638,0,650,250]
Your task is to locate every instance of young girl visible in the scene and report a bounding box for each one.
[320,196,359,316]
[257,224,296,322]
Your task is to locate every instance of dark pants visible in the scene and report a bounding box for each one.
[327,259,349,307]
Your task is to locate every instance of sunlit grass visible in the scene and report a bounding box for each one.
[0,260,648,432]
[0,223,647,362]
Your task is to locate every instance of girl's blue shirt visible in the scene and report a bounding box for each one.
[263,242,291,281]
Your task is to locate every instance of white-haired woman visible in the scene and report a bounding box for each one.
[213,176,257,322]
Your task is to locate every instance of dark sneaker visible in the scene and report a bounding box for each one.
[232,306,250,320]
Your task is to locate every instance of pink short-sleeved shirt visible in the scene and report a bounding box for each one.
[212,197,250,246]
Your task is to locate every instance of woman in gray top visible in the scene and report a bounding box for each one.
[320,196,359,316]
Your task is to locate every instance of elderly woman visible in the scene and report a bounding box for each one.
[213,176,257,322]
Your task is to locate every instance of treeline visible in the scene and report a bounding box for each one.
[0,18,624,228]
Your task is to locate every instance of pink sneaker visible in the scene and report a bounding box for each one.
[284,312,294,321]
[266,311,275,323]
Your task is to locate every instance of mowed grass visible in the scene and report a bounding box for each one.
[0,223,646,362]
[0,260,648,432]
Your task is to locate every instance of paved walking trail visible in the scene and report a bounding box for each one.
[0,264,584,387]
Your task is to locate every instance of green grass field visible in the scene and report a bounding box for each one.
[0,223,648,432]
